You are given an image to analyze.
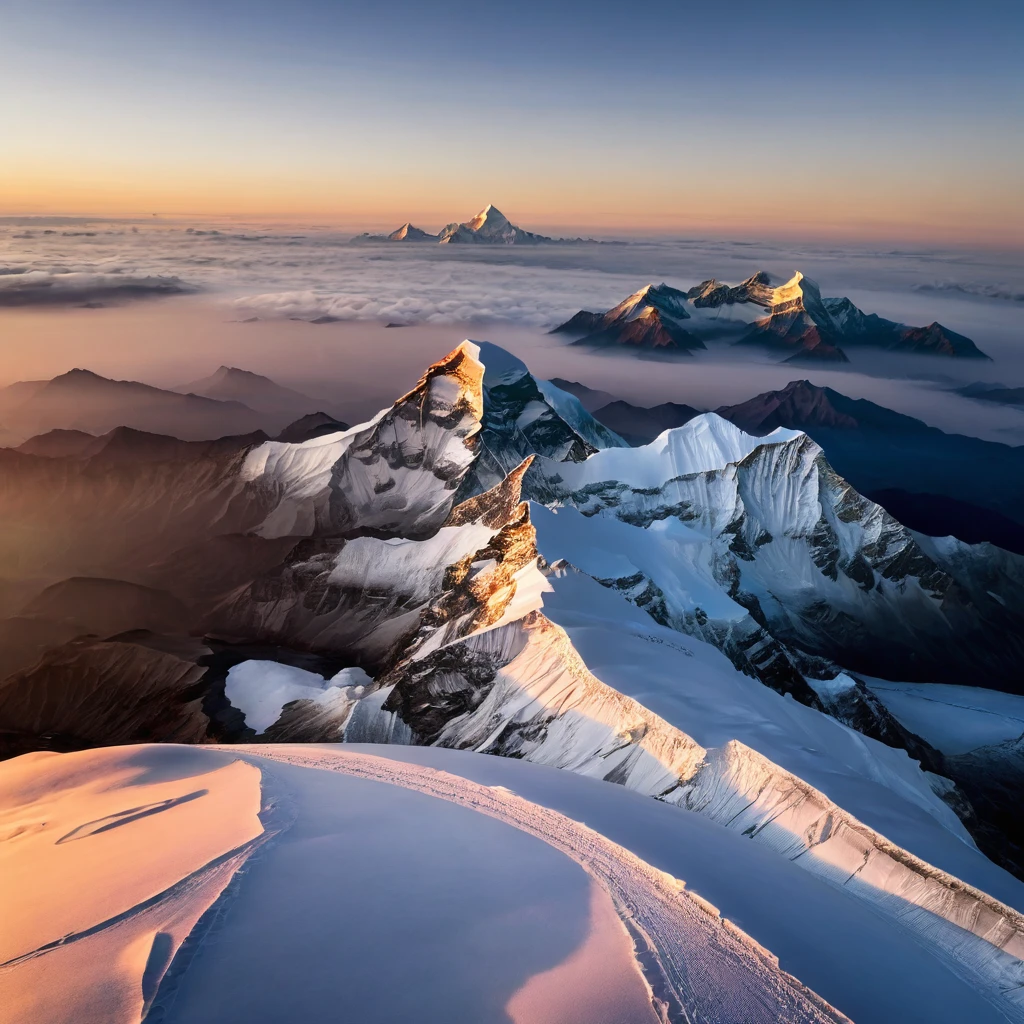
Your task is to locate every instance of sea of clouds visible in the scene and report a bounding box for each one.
[2,219,1023,438]
[2,219,1022,332]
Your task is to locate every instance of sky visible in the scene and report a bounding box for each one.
[2,0,1023,243]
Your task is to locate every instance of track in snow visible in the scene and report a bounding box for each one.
[244,746,848,1024]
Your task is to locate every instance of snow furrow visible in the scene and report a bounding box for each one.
[244,746,848,1024]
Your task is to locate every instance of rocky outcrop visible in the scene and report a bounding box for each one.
[0,636,212,758]
[553,284,706,352]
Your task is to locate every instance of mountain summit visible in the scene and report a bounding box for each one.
[438,204,553,244]
[552,282,706,352]
[353,204,567,245]
[386,222,438,241]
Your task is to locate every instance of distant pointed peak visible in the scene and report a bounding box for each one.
[466,203,509,231]
[49,368,110,386]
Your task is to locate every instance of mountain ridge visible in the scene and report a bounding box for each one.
[554,271,991,361]
[352,203,587,245]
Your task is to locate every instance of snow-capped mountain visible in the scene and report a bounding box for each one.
[734,272,850,362]
[523,412,1023,685]
[560,376,1024,552]
[437,204,553,244]
[388,222,439,241]
[687,270,778,308]
[352,205,567,245]
[555,271,992,360]
[552,283,706,352]
[459,341,628,492]
[713,380,1024,552]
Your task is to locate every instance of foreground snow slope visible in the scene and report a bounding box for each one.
[534,565,986,881]
[0,746,266,1024]
[327,743,1022,1024]
[9,742,1024,1023]
[1,744,850,1024]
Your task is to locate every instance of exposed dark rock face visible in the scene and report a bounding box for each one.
[945,736,1024,879]
[893,322,992,358]
[275,413,349,444]
[811,674,945,771]
[549,311,604,336]
[687,271,775,308]
[0,636,212,758]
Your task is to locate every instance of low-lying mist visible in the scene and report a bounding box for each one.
[1,223,1022,444]
[1,299,1022,445]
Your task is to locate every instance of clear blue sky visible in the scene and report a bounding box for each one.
[2,0,1022,242]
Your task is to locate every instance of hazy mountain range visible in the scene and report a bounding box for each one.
[352,204,588,245]
[0,365,346,444]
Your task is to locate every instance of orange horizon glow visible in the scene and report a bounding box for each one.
[3,169,1023,248]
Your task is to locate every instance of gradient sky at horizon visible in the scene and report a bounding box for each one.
[3,0,1023,243]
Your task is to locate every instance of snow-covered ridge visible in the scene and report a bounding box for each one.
[606,282,693,324]
[249,745,849,1024]
[525,404,1022,686]
[359,604,1024,1019]
[239,339,625,537]
[539,412,803,487]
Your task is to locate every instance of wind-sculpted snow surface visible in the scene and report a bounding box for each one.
[260,567,1018,1021]
[0,746,271,1024]
[247,745,847,1024]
